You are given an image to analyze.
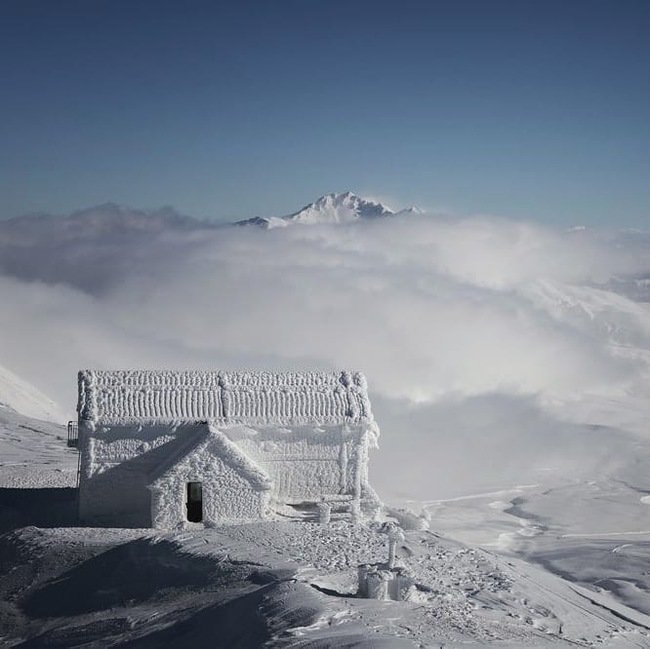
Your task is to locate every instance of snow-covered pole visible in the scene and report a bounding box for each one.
[381,522,405,569]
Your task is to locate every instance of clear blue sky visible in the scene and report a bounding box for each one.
[1,0,649,226]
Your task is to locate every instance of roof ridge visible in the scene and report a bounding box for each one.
[77,369,374,425]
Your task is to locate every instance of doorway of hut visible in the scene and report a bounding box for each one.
[186,481,203,522]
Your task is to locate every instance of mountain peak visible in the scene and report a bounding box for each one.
[235,191,418,228]
[280,191,394,226]
[311,190,390,208]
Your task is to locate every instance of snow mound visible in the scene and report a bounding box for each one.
[0,363,65,423]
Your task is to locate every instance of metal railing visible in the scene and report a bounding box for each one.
[67,421,78,448]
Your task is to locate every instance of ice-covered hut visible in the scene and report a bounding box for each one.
[77,370,381,528]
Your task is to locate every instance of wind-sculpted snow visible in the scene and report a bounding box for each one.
[0,197,649,501]
[4,522,649,647]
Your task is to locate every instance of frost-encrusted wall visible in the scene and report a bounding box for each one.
[234,425,371,503]
[78,422,199,526]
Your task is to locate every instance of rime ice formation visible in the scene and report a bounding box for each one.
[77,369,374,425]
[357,563,417,602]
[357,523,417,602]
[77,370,381,528]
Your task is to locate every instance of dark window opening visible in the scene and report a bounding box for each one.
[186,481,203,523]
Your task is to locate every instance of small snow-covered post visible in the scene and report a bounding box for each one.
[318,500,331,525]
[349,499,361,525]
[381,522,405,569]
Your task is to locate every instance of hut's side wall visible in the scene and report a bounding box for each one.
[233,425,366,503]
[78,422,202,526]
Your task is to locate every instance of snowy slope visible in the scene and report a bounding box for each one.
[2,517,649,647]
[0,369,648,647]
[0,363,66,424]
[0,404,76,495]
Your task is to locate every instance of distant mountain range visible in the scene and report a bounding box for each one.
[0,192,422,292]
[0,202,203,242]
[0,192,420,238]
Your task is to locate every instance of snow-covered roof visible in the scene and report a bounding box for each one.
[148,423,272,490]
[78,369,373,426]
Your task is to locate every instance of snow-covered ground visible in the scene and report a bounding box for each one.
[1,402,649,647]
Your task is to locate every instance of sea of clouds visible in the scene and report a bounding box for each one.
[0,207,648,500]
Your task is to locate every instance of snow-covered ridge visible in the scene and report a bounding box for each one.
[0,363,65,423]
[236,191,418,228]
[78,369,374,426]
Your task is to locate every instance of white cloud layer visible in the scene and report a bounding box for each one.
[1,209,648,500]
